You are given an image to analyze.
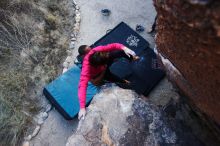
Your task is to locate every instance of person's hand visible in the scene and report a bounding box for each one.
[78,108,86,120]
[123,79,130,84]
[133,56,140,61]
[123,47,136,57]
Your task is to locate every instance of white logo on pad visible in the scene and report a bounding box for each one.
[126,35,140,47]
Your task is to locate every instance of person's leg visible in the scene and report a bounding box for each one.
[104,50,131,83]
[103,50,132,88]
[104,68,132,89]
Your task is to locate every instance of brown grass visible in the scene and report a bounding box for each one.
[0,71,39,145]
[0,0,74,145]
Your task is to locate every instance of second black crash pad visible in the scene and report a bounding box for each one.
[92,22,165,96]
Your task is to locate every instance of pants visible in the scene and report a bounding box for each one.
[103,50,132,83]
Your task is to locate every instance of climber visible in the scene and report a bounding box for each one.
[77,43,139,120]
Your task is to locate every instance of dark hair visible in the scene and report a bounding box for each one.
[78,45,88,56]
[89,52,109,66]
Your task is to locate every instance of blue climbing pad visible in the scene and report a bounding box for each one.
[43,66,98,120]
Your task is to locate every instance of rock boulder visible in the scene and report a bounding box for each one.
[66,86,177,146]
[154,0,220,125]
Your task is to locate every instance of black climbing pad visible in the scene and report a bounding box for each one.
[92,22,165,95]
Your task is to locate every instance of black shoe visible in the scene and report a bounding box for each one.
[136,25,145,32]
[101,9,111,16]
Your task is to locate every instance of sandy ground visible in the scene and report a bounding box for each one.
[70,0,157,62]
[30,0,170,145]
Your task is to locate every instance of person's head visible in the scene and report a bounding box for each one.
[89,52,109,66]
[78,45,91,56]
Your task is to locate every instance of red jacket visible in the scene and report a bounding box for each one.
[78,43,124,108]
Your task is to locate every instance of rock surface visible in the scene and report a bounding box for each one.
[66,85,219,146]
[67,81,220,146]
[154,0,220,126]
[66,86,177,146]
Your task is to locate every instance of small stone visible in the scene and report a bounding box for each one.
[74,24,80,28]
[22,141,30,146]
[67,50,72,56]
[41,112,48,120]
[75,10,80,14]
[45,104,52,113]
[32,125,40,137]
[73,32,78,36]
[73,23,80,32]
[65,56,72,63]
[37,118,44,125]
[74,27,80,32]
[63,68,68,73]
[74,23,80,28]
[71,37,76,41]
[76,5,80,10]
[24,135,32,141]
[72,0,77,5]
[75,16,80,23]
[36,112,48,122]
[75,18,81,23]
[69,42,75,49]
[76,13,80,17]
[63,61,69,68]
[71,33,75,38]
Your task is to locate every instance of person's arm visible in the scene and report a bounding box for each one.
[78,74,89,120]
[78,56,90,120]
[93,43,124,52]
[78,75,89,109]
[94,43,136,57]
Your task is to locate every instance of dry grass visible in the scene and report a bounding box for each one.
[0,71,39,145]
[0,0,74,145]
[45,13,58,30]
[0,12,40,143]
